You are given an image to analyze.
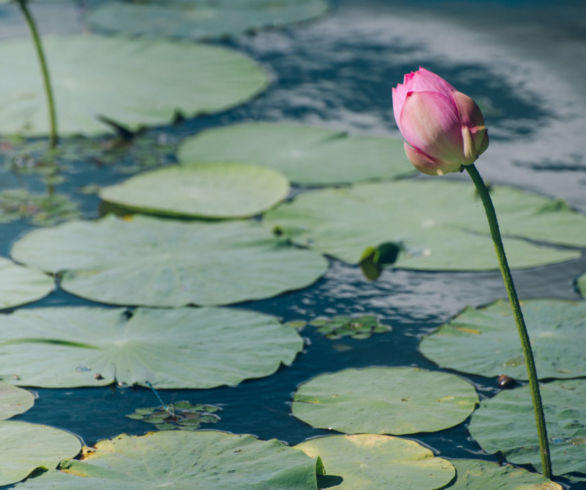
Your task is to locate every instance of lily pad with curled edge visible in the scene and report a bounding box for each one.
[0,258,53,309]
[11,215,327,307]
[0,306,303,389]
[87,0,328,41]
[99,163,290,219]
[0,35,268,136]
[263,180,585,270]
[15,431,320,489]
[0,382,35,420]
[295,434,456,489]
[178,122,413,186]
[0,421,81,487]
[444,459,562,489]
[469,379,586,478]
[291,367,478,435]
[420,299,586,380]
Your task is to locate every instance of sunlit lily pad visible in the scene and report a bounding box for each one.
[99,163,289,218]
[178,122,413,185]
[127,401,221,431]
[469,379,586,478]
[11,215,327,306]
[0,258,53,309]
[0,421,81,487]
[292,367,478,435]
[0,35,268,136]
[0,382,35,420]
[0,306,303,388]
[88,0,328,41]
[295,434,455,489]
[16,431,319,489]
[578,272,586,297]
[420,299,586,380]
[263,180,585,269]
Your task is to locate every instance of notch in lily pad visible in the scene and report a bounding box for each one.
[127,402,221,431]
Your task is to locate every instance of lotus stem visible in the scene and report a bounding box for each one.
[17,0,58,148]
[465,163,552,479]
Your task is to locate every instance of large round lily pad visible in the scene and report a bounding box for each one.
[11,215,327,306]
[292,367,478,435]
[0,382,34,420]
[99,163,290,218]
[444,459,562,489]
[0,421,81,487]
[263,180,585,270]
[0,35,268,136]
[420,299,586,380]
[469,379,586,478]
[295,434,455,489]
[0,306,303,389]
[16,431,319,489]
[88,0,328,41]
[0,258,53,309]
[178,122,413,185]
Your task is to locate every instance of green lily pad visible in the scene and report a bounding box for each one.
[420,299,586,380]
[309,315,391,340]
[87,0,328,41]
[0,382,35,420]
[0,306,303,388]
[0,35,268,136]
[178,122,413,185]
[469,379,586,478]
[292,367,478,435]
[444,459,562,489]
[295,434,455,489]
[16,431,319,489]
[263,180,584,270]
[99,163,290,219]
[0,189,80,226]
[0,258,54,309]
[578,272,586,297]
[0,421,81,487]
[127,401,221,431]
[11,215,327,306]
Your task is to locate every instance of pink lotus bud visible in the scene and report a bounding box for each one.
[392,67,489,176]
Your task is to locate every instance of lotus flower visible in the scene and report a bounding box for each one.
[392,67,489,175]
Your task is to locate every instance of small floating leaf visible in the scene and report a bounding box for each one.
[308,315,391,340]
[0,382,35,420]
[578,272,586,298]
[0,190,80,226]
[0,258,54,309]
[127,401,221,431]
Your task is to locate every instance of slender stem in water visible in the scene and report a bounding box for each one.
[17,0,58,148]
[465,163,552,479]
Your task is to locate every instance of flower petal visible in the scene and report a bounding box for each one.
[403,143,461,176]
[409,67,455,96]
[452,90,485,128]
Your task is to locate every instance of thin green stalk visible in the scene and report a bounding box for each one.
[465,163,552,479]
[17,0,58,148]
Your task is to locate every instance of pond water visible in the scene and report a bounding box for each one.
[0,0,585,487]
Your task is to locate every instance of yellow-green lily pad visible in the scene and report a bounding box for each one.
[0,258,53,309]
[0,382,35,420]
[578,272,586,297]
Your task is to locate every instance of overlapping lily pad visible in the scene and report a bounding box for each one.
[0,382,35,420]
[263,180,585,270]
[11,215,327,306]
[99,163,290,218]
[295,434,455,489]
[88,0,328,41]
[0,35,268,136]
[0,306,303,388]
[292,367,478,435]
[16,431,319,489]
[0,258,53,309]
[469,379,586,478]
[177,123,413,185]
[0,421,81,487]
[420,299,586,380]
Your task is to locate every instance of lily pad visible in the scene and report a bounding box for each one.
[127,401,221,431]
[0,35,268,136]
[0,306,303,389]
[263,180,585,270]
[0,258,54,309]
[292,367,478,435]
[309,315,391,340]
[0,421,81,487]
[0,382,35,420]
[578,272,586,297]
[99,163,290,219]
[178,122,413,185]
[16,431,319,489]
[420,299,586,380]
[88,0,328,41]
[11,215,327,306]
[295,434,455,489]
[444,459,562,489]
[468,379,586,478]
